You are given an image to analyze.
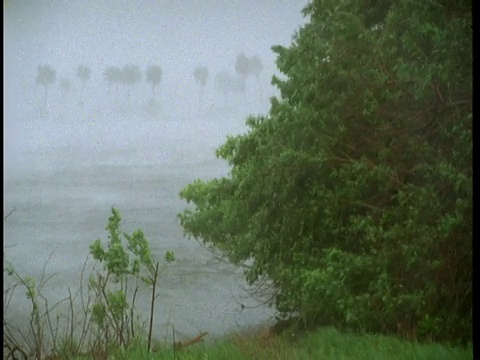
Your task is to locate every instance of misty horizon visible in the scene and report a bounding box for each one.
[4,1,308,117]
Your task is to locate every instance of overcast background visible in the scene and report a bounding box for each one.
[4,0,308,344]
[4,0,308,118]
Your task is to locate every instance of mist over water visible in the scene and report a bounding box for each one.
[4,1,307,342]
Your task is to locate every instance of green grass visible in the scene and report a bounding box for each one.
[88,326,472,360]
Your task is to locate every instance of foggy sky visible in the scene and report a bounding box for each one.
[4,1,310,185]
[4,1,308,108]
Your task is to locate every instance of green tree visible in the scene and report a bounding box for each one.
[89,208,175,351]
[179,0,472,343]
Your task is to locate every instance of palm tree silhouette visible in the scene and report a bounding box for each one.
[145,65,162,101]
[104,66,122,95]
[59,78,72,103]
[76,64,91,105]
[121,64,142,106]
[249,55,263,100]
[193,65,209,109]
[235,53,250,101]
[36,64,56,110]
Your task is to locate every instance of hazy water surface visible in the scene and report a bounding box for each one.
[4,106,276,342]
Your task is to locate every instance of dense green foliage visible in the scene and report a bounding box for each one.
[179,0,472,343]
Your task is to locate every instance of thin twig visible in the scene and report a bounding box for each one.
[130,285,139,340]
[147,261,160,352]
[174,331,208,350]
[3,207,16,221]
[172,324,176,360]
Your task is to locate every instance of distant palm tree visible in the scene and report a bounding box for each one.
[214,71,245,106]
[193,65,209,109]
[145,65,162,101]
[249,55,263,100]
[121,64,142,105]
[36,64,56,109]
[235,53,264,102]
[214,71,231,101]
[59,78,72,102]
[76,64,91,104]
[104,66,122,94]
[77,65,91,86]
[235,53,250,99]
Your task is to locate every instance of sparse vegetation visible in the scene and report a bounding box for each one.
[4,208,175,359]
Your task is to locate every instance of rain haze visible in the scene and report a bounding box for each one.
[4,0,307,343]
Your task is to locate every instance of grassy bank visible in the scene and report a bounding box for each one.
[91,326,472,360]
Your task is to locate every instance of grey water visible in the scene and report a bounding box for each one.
[4,104,269,343]
[4,0,307,345]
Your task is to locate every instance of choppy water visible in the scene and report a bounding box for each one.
[3,102,276,346]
